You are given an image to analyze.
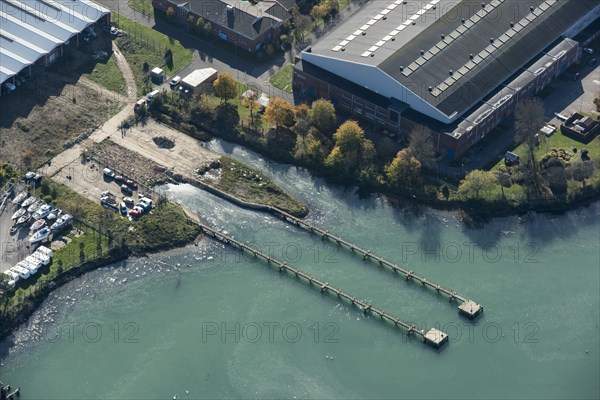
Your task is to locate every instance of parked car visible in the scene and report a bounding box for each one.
[101,190,115,198]
[170,76,181,87]
[114,175,125,183]
[103,168,115,179]
[110,26,119,36]
[583,47,594,55]
[129,207,143,218]
[121,184,133,195]
[125,179,138,189]
[120,201,127,215]
[146,90,159,101]
[122,197,134,206]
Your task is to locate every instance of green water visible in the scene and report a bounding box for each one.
[1,140,599,399]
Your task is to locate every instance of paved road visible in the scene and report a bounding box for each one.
[96,0,368,103]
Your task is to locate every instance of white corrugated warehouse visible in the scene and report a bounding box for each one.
[0,0,110,85]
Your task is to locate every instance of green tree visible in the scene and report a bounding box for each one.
[213,72,237,106]
[386,149,422,190]
[408,126,436,169]
[493,170,512,199]
[195,16,205,33]
[166,6,175,19]
[241,92,260,128]
[325,120,375,177]
[265,97,296,129]
[570,160,595,188]
[309,99,336,135]
[515,99,544,190]
[203,22,213,37]
[458,170,497,199]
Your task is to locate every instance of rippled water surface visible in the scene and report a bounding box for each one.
[1,139,598,399]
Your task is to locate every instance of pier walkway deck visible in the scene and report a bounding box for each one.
[196,222,449,348]
[267,208,483,319]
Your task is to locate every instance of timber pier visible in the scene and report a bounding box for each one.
[267,208,483,319]
[197,223,449,348]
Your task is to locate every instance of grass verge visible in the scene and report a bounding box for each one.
[112,12,193,95]
[270,65,293,94]
[129,0,153,15]
[82,56,127,94]
[207,157,308,216]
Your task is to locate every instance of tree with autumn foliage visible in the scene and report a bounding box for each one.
[265,97,296,129]
[325,120,375,178]
[213,72,237,106]
[386,149,422,190]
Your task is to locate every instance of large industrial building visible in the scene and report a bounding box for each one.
[293,0,600,159]
[0,0,110,88]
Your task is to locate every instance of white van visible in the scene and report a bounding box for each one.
[146,90,160,101]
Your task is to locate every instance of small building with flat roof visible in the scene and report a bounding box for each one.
[180,68,218,93]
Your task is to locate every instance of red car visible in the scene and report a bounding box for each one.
[129,208,142,218]
[125,180,138,190]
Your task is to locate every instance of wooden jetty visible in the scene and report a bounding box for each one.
[197,223,449,348]
[268,208,483,319]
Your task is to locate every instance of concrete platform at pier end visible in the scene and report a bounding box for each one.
[458,300,483,319]
[423,328,449,348]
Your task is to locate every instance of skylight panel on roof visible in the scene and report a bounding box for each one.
[408,62,419,71]
[394,0,402,4]
[473,55,483,64]
[376,40,385,46]
[362,51,372,57]
[415,57,426,66]
[424,3,433,10]
[383,35,392,41]
[485,44,496,54]
[332,45,342,51]
[346,35,356,41]
[416,9,426,16]
[533,8,542,17]
[368,45,378,52]
[430,0,440,4]
[390,30,399,36]
[429,47,440,56]
[443,37,452,45]
[438,82,449,91]
[444,77,456,86]
[526,14,535,22]
[340,40,349,46]
[374,14,383,20]
[490,0,501,7]
[436,42,447,51]
[476,9,486,18]
[409,14,419,22]
[464,20,474,29]
[387,4,396,10]
[506,30,516,38]
[431,88,442,97]
[449,31,460,40]
[465,61,476,70]
[471,14,481,23]
[423,52,433,61]
[498,34,509,43]
[353,30,363,36]
[539,2,549,11]
[381,9,391,15]
[397,25,407,31]
[458,66,469,76]
[362,24,371,30]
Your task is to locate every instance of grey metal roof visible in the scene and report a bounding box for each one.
[307,0,598,119]
[0,0,109,83]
